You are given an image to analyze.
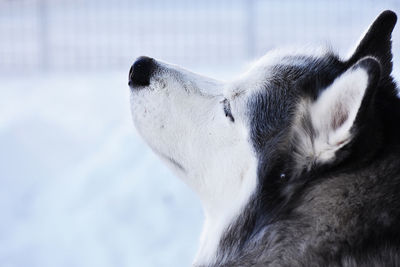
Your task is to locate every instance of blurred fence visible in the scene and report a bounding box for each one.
[0,0,399,72]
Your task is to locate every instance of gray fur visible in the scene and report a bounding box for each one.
[198,10,400,267]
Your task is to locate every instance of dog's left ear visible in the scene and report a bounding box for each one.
[308,57,381,163]
[348,10,397,77]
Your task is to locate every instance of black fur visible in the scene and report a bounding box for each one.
[348,10,397,77]
[206,10,400,266]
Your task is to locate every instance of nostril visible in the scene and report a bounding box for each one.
[129,56,155,87]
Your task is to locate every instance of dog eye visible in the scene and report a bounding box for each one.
[221,98,235,122]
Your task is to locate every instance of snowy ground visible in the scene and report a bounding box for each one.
[0,71,206,267]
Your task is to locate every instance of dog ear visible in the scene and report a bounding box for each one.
[308,57,381,163]
[347,10,397,77]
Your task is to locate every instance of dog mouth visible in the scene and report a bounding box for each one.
[161,154,187,173]
[147,142,187,173]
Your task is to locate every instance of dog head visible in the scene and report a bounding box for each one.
[129,11,397,223]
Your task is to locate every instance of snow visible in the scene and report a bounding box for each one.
[0,72,204,267]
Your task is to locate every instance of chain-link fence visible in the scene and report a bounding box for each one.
[0,0,399,73]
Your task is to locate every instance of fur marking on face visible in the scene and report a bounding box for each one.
[129,10,400,267]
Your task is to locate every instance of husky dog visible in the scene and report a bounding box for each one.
[129,10,400,266]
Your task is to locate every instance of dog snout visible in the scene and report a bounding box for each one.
[129,56,155,88]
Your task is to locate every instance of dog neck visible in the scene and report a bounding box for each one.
[191,159,258,266]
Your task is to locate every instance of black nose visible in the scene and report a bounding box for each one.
[129,56,155,87]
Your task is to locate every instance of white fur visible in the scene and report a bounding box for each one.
[228,47,330,97]
[293,67,369,169]
[312,68,368,162]
[130,49,335,266]
[130,59,259,265]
